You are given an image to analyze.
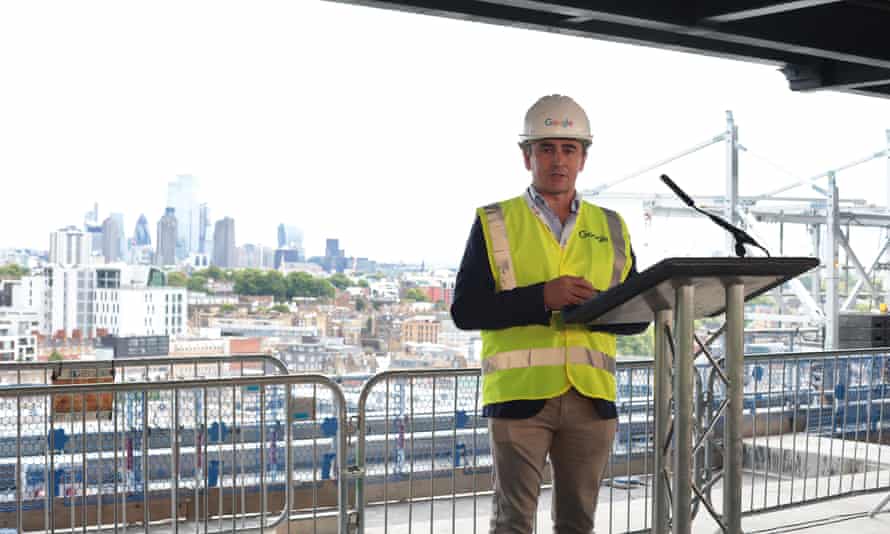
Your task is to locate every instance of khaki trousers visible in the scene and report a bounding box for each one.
[488,388,617,534]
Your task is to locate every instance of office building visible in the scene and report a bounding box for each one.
[156,208,178,266]
[133,214,151,247]
[101,216,123,263]
[166,174,201,259]
[212,217,236,268]
[49,227,91,266]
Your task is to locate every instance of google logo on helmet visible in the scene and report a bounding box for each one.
[544,118,574,128]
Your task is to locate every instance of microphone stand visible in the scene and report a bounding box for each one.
[660,174,770,258]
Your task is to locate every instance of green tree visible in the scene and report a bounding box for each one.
[329,273,353,290]
[271,303,290,313]
[220,304,236,313]
[48,350,64,362]
[0,264,28,279]
[187,274,208,293]
[403,288,429,302]
[357,279,369,288]
[263,271,288,301]
[285,272,335,299]
[166,272,188,287]
[233,269,259,295]
[616,326,654,357]
[233,270,288,301]
[205,266,225,280]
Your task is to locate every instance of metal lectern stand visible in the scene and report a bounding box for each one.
[564,257,819,534]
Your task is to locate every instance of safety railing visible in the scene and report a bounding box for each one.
[350,351,890,534]
[735,348,890,515]
[351,363,658,534]
[1,348,888,533]
[0,353,289,387]
[0,372,349,533]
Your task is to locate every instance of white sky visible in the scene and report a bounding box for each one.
[2,1,890,268]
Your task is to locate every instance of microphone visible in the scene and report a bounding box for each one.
[659,174,770,258]
[660,174,696,208]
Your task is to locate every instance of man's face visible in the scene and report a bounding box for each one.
[523,139,587,195]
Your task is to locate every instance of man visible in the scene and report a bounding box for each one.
[451,94,648,534]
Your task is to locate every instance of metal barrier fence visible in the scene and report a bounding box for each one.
[0,372,349,533]
[350,350,890,534]
[0,354,289,387]
[0,348,888,532]
[735,349,890,514]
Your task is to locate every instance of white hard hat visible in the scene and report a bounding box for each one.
[519,94,592,146]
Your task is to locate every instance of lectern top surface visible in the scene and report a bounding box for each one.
[562,257,819,325]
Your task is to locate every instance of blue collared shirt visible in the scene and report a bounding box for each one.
[525,185,580,247]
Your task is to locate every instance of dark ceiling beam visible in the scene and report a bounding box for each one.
[698,1,843,23]
[783,62,890,91]
[846,85,890,99]
[325,0,890,98]
[471,1,890,69]
[847,0,890,14]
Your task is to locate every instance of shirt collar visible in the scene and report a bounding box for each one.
[527,185,580,214]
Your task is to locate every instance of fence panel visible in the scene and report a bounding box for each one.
[0,373,348,534]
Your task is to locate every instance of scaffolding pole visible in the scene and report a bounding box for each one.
[725,111,740,255]
[885,129,890,305]
[825,172,840,350]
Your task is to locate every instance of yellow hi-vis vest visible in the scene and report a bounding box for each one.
[478,195,632,406]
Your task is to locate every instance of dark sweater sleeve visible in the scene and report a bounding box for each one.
[450,216,551,331]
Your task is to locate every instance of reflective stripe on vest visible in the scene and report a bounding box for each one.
[483,203,518,291]
[602,207,627,288]
[481,347,615,376]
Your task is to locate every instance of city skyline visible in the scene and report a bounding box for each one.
[1,2,889,267]
[39,198,343,265]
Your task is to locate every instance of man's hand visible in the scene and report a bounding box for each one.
[543,276,598,310]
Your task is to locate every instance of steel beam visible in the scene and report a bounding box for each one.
[726,111,740,255]
[836,228,879,306]
[584,132,726,196]
[750,209,890,226]
[759,149,889,198]
[824,173,840,349]
[783,61,890,91]
[841,236,890,310]
[700,1,842,23]
[885,129,890,305]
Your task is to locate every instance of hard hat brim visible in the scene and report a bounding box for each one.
[519,134,593,145]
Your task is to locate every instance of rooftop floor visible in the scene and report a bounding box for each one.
[357,476,890,534]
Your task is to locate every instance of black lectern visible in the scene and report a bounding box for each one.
[565,257,819,534]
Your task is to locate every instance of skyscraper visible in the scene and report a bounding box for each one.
[166,174,201,259]
[323,238,346,273]
[84,224,103,257]
[133,214,151,246]
[275,223,305,268]
[101,216,123,263]
[325,238,340,259]
[111,213,127,259]
[198,203,212,254]
[156,208,178,266]
[212,217,236,268]
[277,224,304,249]
[49,227,91,266]
[84,202,99,227]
